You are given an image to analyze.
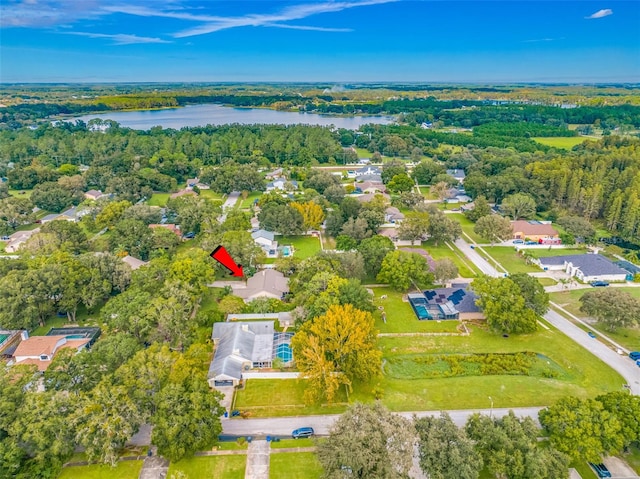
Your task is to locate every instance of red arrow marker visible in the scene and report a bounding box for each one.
[210,246,244,277]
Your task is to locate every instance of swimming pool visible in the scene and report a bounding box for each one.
[0,334,8,345]
[282,246,292,257]
[276,343,293,362]
[413,305,432,320]
[65,334,87,339]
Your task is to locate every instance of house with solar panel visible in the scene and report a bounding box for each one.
[408,285,484,320]
[207,314,294,388]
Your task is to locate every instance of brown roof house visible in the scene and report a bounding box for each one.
[233,269,289,302]
[511,220,560,243]
[149,223,182,237]
[13,333,90,371]
[84,189,105,201]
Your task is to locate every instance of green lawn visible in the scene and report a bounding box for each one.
[570,461,598,479]
[528,247,588,258]
[269,438,315,449]
[370,287,461,334]
[625,445,640,474]
[147,193,170,207]
[448,213,484,243]
[532,137,587,149]
[479,247,540,274]
[9,189,33,198]
[30,302,105,336]
[58,461,143,479]
[238,192,262,209]
[198,189,224,201]
[270,452,323,479]
[537,277,557,287]
[234,379,348,417]
[167,456,246,479]
[422,240,478,278]
[237,320,624,416]
[277,235,321,259]
[550,288,640,351]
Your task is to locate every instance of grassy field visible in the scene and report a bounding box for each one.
[528,247,588,258]
[550,288,640,351]
[238,192,262,209]
[234,379,348,417]
[448,213,484,243]
[270,452,323,479]
[421,240,478,278]
[9,189,33,198]
[532,137,586,149]
[537,277,557,287]
[236,320,624,416]
[479,247,540,274]
[625,445,640,474]
[147,193,170,206]
[167,456,246,479]
[277,235,321,259]
[198,189,224,201]
[370,287,462,334]
[58,461,143,479]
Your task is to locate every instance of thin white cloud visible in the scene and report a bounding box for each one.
[585,9,613,19]
[65,31,171,45]
[522,37,564,43]
[264,23,353,32]
[104,0,397,38]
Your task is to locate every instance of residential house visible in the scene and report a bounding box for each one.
[378,228,420,246]
[84,189,105,201]
[170,189,197,199]
[208,320,294,388]
[121,255,149,271]
[12,332,91,371]
[446,188,472,204]
[39,213,60,224]
[511,220,560,244]
[0,330,23,359]
[251,229,278,257]
[185,178,210,190]
[354,180,385,194]
[535,254,630,283]
[58,206,88,222]
[233,269,290,302]
[420,285,483,320]
[354,166,382,182]
[446,169,466,184]
[265,179,298,192]
[149,223,181,237]
[385,207,405,224]
[356,192,391,204]
[4,229,40,253]
[265,168,284,180]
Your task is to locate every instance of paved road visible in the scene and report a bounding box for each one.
[454,239,502,277]
[453,237,640,395]
[218,191,241,222]
[222,407,543,436]
[544,309,640,395]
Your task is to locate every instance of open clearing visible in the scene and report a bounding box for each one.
[277,235,321,259]
[270,452,323,479]
[532,137,587,149]
[167,455,246,479]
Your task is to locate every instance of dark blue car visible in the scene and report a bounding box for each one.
[629,351,640,361]
[292,427,314,439]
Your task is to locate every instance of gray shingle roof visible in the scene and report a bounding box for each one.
[209,321,275,380]
[424,286,481,314]
[538,254,628,276]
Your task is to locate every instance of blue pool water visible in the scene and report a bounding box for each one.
[276,344,293,362]
[65,334,87,339]
[282,246,291,257]
[413,305,431,320]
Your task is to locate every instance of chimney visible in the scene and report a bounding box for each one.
[241,324,249,332]
[20,330,29,341]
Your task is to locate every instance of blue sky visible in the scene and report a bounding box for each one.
[1,1,639,83]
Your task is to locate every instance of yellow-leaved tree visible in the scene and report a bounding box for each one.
[291,303,381,404]
[290,201,325,230]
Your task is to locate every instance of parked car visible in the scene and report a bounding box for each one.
[588,463,611,478]
[525,240,538,245]
[629,351,640,361]
[182,232,196,239]
[292,427,314,439]
[0,236,9,241]
[636,360,640,368]
[590,281,609,287]
[513,239,524,244]
[588,331,597,339]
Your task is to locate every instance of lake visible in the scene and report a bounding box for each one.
[73,104,393,130]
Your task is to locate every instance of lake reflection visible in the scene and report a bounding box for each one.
[73,104,393,130]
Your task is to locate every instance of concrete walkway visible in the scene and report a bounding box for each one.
[138,452,169,479]
[245,440,270,479]
[218,191,241,223]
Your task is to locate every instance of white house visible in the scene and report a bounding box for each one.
[536,254,629,283]
[446,169,466,184]
[4,228,40,253]
[265,179,298,192]
[208,321,275,387]
[384,207,405,224]
[378,228,421,246]
[251,229,278,257]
